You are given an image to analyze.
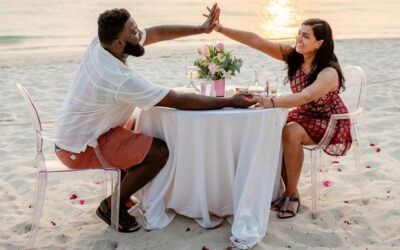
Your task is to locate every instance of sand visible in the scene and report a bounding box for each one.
[0,39,399,249]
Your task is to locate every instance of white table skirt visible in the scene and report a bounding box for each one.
[133,107,288,248]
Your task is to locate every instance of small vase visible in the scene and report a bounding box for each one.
[214,79,225,97]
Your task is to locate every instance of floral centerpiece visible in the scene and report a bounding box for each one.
[194,43,243,96]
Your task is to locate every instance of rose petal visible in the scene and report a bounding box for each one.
[376,148,381,153]
[79,200,85,205]
[323,181,331,187]
[370,143,375,147]
[69,194,77,200]
[50,221,56,226]
[95,182,102,185]
[344,200,349,204]
[226,248,233,250]
[387,190,391,193]
[366,166,371,169]
[338,168,342,172]
[28,205,32,208]
[331,161,339,164]
[202,247,209,250]
[186,227,191,232]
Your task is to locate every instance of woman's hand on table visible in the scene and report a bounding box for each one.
[230,93,257,108]
[252,95,274,108]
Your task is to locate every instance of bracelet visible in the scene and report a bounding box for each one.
[270,97,275,108]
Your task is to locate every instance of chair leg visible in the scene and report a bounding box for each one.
[310,150,320,219]
[109,169,121,248]
[351,125,368,204]
[26,172,47,249]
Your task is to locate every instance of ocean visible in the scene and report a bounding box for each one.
[0,0,399,54]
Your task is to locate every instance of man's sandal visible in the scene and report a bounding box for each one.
[277,196,301,219]
[96,199,141,233]
[270,195,286,211]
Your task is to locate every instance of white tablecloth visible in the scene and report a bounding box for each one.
[134,107,288,248]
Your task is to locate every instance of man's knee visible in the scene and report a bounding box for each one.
[145,138,169,167]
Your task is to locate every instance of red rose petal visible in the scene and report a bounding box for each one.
[323,181,331,187]
[95,182,102,185]
[331,161,339,164]
[344,200,349,203]
[69,194,77,200]
[370,143,375,147]
[338,168,342,172]
[347,221,351,225]
[366,166,371,169]
[50,221,56,226]
[226,248,232,250]
[202,247,209,250]
[186,227,191,232]
[387,190,391,193]
[79,200,85,205]
[28,205,32,208]
[376,148,381,153]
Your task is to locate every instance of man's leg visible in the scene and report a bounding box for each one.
[105,138,169,207]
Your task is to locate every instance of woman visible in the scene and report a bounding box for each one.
[209,9,352,218]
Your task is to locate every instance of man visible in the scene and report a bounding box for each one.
[54,4,255,232]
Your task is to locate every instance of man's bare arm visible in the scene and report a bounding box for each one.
[143,3,219,46]
[156,90,256,110]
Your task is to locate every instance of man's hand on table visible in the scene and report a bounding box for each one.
[229,93,257,108]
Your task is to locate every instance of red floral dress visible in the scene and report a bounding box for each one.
[287,69,352,156]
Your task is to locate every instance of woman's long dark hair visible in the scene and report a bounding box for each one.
[282,18,345,91]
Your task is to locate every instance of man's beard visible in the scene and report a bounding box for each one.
[123,41,145,57]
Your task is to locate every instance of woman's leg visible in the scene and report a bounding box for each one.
[278,122,315,217]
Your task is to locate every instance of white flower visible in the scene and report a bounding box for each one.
[225,71,232,80]
[208,63,219,74]
[217,53,225,63]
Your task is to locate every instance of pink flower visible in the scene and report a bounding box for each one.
[376,148,381,153]
[79,200,85,205]
[323,181,331,187]
[69,194,77,200]
[338,168,342,172]
[331,161,339,164]
[216,42,224,52]
[198,46,210,57]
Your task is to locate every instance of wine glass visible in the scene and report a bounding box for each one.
[266,76,278,97]
[248,69,266,93]
[185,65,200,94]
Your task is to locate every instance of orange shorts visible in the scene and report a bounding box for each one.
[56,124,153,171]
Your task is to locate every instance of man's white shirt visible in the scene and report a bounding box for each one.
[54,30,169,153]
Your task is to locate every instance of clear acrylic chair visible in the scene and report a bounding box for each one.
[16,84,121,249]
[303,66,368,218]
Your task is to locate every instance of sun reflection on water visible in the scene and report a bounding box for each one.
[258,0,301,40]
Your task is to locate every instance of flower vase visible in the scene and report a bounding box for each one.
[214,79,225,97]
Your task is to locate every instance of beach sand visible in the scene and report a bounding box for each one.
[0,39,399,249]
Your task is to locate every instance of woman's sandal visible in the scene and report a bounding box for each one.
[96,199,141,233]
[277,195,301,219]
[270,195,286,212]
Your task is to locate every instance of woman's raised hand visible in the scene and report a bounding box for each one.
[202,3,221,32]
